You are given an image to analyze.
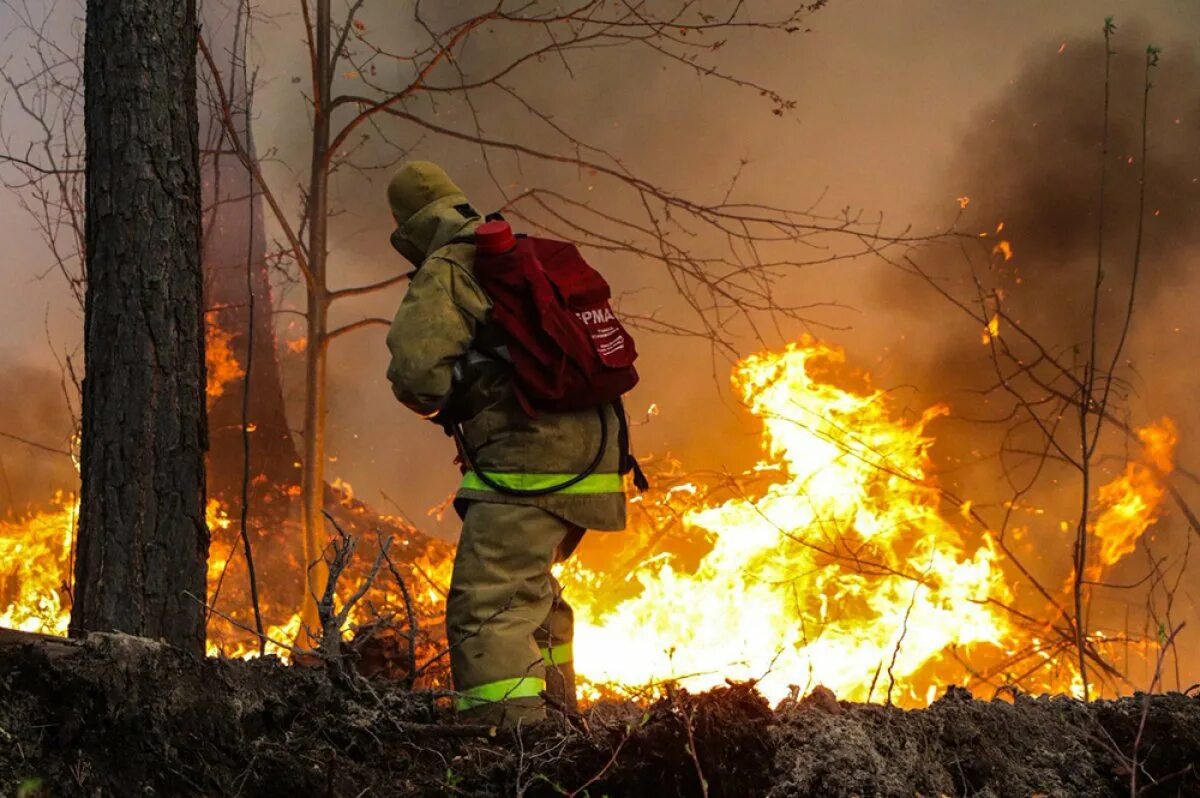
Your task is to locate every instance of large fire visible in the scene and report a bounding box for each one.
[565,339,1015,705]
[563,339,1179,705]
[0,336,1179,706]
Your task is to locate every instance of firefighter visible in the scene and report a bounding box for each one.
[384,162,627,727]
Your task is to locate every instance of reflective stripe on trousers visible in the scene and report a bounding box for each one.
[460,470,622,495]
[454,675,547,712]
[540,641,573,667]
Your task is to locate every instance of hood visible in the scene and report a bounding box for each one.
[391,194,481,267]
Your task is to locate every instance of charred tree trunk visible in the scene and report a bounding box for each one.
[72,0,208,655]
[200,0,299,520]
[204,150,299,515]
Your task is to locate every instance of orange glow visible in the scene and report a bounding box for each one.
[1092,419,1177,569]
[206,322,244,404]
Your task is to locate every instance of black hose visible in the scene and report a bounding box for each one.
[454,405,608,497]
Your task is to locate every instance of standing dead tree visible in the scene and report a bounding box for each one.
[199,0,300,525]
[312,510,390,682]
[71,0,208,653]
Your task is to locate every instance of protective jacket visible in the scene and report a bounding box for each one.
[385,193,627,531]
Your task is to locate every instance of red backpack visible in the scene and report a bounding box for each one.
[470,219,640,414]
[454,219,648,495]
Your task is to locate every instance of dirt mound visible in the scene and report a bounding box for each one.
[771,684,1199,797]
[1,635,1197,797]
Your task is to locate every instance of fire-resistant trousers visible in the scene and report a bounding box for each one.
[447,501,582,726]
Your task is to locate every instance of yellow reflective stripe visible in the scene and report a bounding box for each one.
[460,471,622,495]
[540,642,574,667]
[454,676,546,711]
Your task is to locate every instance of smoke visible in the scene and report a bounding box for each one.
[917,25,1197,340]
[0,366,77,516]
[864,25,1200,655]
[245,2,822,522]
[874,24,1198,434]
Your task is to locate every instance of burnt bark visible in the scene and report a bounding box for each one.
[72,0,208,655]
[200,0,299,515]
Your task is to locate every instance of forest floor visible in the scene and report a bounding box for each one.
[1,633,1198,798]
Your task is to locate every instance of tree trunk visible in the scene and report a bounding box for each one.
[300,294,329,637]
[72,0,208,655]
[299,0,333,639]
[200,0,299,518]
[204,141,300,511]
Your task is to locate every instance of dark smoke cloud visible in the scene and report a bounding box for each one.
[884,24,1198,422]
[870,25,1200,596]
[968,29,1194,322]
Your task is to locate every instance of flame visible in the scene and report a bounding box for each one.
[202,491,455,664]
[206,322,245,403]
[0,495,244,637]
[1,328,1181,704]
[982,314,1001,345]
[566,338,1016,705]
[3,318,457,677]
[0,492,77,635]
[1092,418,1177,569]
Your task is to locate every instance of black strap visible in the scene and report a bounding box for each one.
[615,397,650,492]
[454,406,609,498]
[452,399,649,497]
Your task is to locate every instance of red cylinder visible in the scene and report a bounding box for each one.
[475,219,517,254]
